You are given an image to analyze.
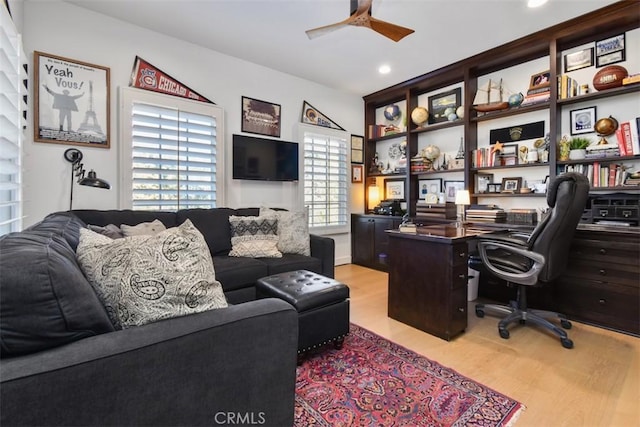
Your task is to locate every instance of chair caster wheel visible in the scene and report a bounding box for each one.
[560,319,572,329]
[475,308,485,318]
[499,329,510,339]
[519,319,526,325]
[561,338,574,349]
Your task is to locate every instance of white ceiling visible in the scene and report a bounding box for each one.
[66,0,619,97]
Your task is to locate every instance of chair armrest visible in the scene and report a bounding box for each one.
[477,232,529,248]
[310,234,335,278]
[477,240,545,286]
[1,299,298,427]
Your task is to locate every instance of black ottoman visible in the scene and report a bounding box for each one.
[256,270,350,361]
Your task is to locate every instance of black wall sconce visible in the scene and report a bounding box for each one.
[64,148,110,210]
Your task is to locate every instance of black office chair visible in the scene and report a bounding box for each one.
[474,172,590,349]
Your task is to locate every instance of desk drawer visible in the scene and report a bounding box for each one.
[564,259,639,288]
[569,235,639,266]
[452,264,468,290]
[555,277,639,335]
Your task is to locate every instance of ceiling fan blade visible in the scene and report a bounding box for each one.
[305,22,350,40]
[368,16,415,42]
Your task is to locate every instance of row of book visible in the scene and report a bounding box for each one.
[559,162,633,188]
[521,84,551,106]
[614,118,640,156]
[557,74,581,99]
[471,147,497,168]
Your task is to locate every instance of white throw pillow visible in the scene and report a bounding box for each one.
[76,219,227,329]
[120,219,166,237]
[228,215,282,258]
[260,207,311,256]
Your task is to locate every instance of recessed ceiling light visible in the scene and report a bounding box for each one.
[528,0,548,8]
[378,65,391,74]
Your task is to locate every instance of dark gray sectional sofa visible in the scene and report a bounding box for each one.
[0,208,335,426]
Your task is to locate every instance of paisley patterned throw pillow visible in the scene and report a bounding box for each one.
[76,219,227,329]
[228,215,282,258]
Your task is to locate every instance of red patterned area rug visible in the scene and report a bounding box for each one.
[295,324,525,426]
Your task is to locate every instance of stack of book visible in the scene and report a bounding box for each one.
[466,208,507,223]
[415,202,456,220]
[410,156,426,173]
[521,85,551,106]
[557,74,579,99]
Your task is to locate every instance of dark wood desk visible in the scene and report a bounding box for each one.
[386,225,491,341]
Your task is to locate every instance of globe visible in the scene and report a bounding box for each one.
[410,106,429,127]
[384,104,401,121]
[508,92,524,107]
[422,144,440,161]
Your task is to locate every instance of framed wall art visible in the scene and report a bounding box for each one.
[351,164,363,183]
[570,106,596,135]
[384,178,405,200]
[351,134,364,164]
[418,178,442,200]
[444,180,465,202]
[428,87,461,124]
[596,33,625,67]
[564,48,594,73]
[474,173,493,194]
[34,51,110,148]
[241,96,281,137]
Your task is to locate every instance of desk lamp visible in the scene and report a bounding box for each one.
[64,148,111,210]
[455,189,470,225]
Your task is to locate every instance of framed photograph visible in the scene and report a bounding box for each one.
[487,183,502,193]
[596,50,625,67]
[570,106,597,135]
[351,164,363,183]
[498,144,518,166]
[351,134,364,164]
[564,48,594,73]
[241,96,281,137]
[529,70,551,90]
[34,51,110,148]
[501,177,522,193]
[384,178,405,200]
[474,173,494,194]
[444,180,465,203]
[418,178,442,200]
[428,87,461,124]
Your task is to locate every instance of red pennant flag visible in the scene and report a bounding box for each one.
[129,56,214,103]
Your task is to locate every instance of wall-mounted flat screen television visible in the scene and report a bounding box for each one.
[232,134,299,181]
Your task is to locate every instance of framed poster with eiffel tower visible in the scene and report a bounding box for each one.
[34,51,110,148]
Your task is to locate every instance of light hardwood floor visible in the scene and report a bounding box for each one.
[335,264,640,427]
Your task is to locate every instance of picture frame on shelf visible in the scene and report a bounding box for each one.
[241,96,281,137]
[595,33,625,67]
[487,183,502,193]
[569,106,596,135]
[444,180,465,203]
[351,164,363,183]
[501,177,522,193]
[474,173,494,194]
[350,134,364,164]
[499,143,518,166]
[564,48,594,73]
[418,178,442,200]
[384,178,405,200]
[427,87,461,124]
[34,51,110,148]
[528,70,551,90]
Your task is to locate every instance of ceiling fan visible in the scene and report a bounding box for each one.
[305,0,415,42]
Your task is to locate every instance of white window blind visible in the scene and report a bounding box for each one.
[301,126,348,232]
[120,88,224,210]
[0,4,26,235]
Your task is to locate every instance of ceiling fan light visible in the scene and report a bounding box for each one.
[378,65,391,74]
[528,0,548,8]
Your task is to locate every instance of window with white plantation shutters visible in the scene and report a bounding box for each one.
[301,125,348,233]
[120,88,224,210]
[0,4,26,235]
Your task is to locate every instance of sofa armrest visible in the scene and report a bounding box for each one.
[1,299,298,427]
[310,234,335,278]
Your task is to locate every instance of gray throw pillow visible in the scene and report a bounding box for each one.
[87,224,125,239]
[120,219,166,237]
[76,219,228,329]
[260,207,311,256]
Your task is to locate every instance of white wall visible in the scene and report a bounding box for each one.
[21,0,365,265]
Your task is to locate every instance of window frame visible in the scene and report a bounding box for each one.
[119,87,225,210]
[297,123,349,235]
